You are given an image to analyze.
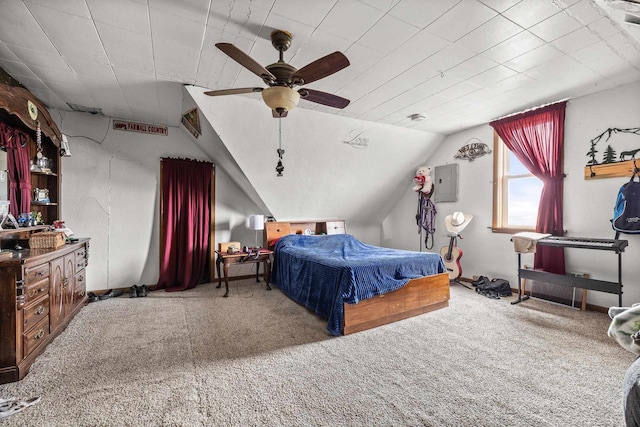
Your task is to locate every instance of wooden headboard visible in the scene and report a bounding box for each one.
[264,220,347,248]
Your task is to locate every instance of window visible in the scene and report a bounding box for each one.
[492,132,543,232]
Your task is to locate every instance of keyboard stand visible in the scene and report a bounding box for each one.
[512,245,625,307]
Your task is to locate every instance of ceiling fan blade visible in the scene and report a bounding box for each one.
[204,88,263,96]
[272,109,288,118]
[292,52,350,85]
[299,89,350,109]
[216,43,276,82]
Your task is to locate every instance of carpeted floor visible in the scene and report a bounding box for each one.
[0,280,633,426]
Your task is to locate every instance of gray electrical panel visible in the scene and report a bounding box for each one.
[433,164,458,202]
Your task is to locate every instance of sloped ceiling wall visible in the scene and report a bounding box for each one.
[186,86,445,225]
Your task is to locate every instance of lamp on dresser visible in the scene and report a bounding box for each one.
[249,215,264,249]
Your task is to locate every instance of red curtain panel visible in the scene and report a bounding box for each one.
[156,157,212,292]
[0,122,31,217]
[490,101,567,275]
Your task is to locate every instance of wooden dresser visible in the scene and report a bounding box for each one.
[0,238,89,384]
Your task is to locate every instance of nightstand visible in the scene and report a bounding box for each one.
[216,249,273,297]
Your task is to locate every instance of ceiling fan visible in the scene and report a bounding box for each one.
[205,30,351,118]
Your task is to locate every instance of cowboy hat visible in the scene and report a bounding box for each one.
[444,212,473,234]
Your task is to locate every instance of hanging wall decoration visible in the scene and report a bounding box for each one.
[584,127,640,179]
[413,166,436,250]
[181,108,201,139]
[453,137,491,161]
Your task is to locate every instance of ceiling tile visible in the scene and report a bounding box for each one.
[467,65,518,86]
[477,0,523,13]
[445,55,499,81]
[550,26,602,53]
[368,30,449,79]
[502,0,563,29]
[528,9,584,42]
[95,22,155,75]
[389,0,460,29]
[357,14,420,53]
[270,0,338,27]
[27,4,108,60]
[207,0,271,39]
[150,7,207,50]
[0,3,57,53]
[24,0,91,19]
[343,43,386,74]
[318,0,385,42]
[149,0,212,24]
[87,0,150,36]
[65,56,114,80]
[455,15,523,53]
[587,16,622,39]
[0,59,39,80]
[425,0,497,42]
[359,0,402,12]
[437,81,483,100]
[503,44,564,72]
[565,0,604,25]
[569,40,613,64]
[4,45,70,71]
[481,30,546,63]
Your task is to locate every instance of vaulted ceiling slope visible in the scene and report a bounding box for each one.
[187,85,444,224]
[0,0,639,135]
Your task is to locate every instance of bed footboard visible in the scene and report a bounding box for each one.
[342,272,450,335]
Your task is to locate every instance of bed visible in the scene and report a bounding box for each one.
[266,222,450,335]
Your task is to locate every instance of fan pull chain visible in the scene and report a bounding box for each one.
[276,117,284,177]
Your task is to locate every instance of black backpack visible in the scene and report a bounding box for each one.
[473,276,512,299]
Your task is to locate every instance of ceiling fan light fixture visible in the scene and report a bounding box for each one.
[262,86,300,113]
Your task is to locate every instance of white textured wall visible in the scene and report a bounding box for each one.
[54,109,262,291]
[383,81,640,308]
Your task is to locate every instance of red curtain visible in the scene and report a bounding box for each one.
[156,158,212,292]
[0,123,31,216]
[490,101,567,274]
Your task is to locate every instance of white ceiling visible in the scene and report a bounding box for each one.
[1,0,639,135]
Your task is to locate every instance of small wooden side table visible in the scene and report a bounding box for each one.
[216,249,273,297]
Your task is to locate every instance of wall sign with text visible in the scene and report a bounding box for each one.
[113,120,168,136]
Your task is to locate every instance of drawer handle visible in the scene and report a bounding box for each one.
[35,305,45,315]
[79,290,86,297]
[34,328,45,340]
[38,287,46,293]
[78,276,84,282]
[35,271,43,277]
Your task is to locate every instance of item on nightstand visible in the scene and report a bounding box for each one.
[219,241,241,255]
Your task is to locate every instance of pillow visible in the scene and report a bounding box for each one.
[268,238,281,249]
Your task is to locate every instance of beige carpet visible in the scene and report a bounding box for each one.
[0,280,633,426]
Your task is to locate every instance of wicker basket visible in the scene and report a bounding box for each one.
[29,231,66,249]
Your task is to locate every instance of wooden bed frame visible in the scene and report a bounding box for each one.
[265,221,450,335]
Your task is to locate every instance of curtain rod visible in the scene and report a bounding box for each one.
[490,98,570,123]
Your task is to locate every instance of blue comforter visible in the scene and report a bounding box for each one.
[271,234,445,335]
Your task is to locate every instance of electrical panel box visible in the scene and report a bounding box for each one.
[434,164,458,202]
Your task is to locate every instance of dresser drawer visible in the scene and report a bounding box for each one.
[75,247,86,260]
[23,316,49,357]
[24,276,49,305]
[24,295,50,331]
[75,257,86,273]
[26,263,49,283]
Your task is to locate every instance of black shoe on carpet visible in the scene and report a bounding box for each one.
[129,285,138,298]
[137,285,149,297]
[98,289,122,300]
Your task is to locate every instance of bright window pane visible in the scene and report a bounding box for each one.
[507,177,543,226]
[509,151,530,175]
